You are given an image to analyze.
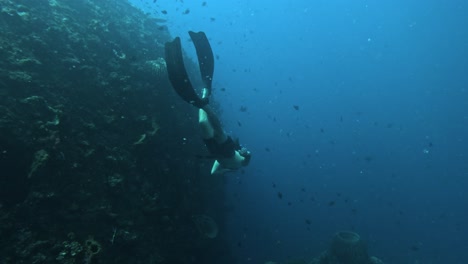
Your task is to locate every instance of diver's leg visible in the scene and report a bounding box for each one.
[189,31,214,95]
[199,108,214,139]
[201,105,227,143]
[165,37,208,108]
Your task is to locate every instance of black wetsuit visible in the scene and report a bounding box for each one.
[203,137,236,159]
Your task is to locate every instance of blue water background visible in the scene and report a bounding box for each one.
[129,1,468,263]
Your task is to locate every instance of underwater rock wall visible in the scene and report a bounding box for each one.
[0,0,232,263]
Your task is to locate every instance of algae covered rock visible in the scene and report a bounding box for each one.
[329,231,369,264]
[310,231,385,264]
[193,214,219,239]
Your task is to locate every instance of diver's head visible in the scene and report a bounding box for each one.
[238,147,251,166]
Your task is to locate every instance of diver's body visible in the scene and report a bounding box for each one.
[164,31,251,175]
[198,90,250,174]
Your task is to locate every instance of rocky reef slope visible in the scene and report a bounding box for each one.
[0,0,232,263]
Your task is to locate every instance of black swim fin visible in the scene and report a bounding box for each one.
[189,31,214,93]
[165,37,208,108]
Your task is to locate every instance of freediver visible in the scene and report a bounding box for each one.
[164,31,251,175]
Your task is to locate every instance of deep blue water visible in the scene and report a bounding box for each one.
[130,1,468,263]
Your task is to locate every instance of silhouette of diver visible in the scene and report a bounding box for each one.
[165,31,251,175]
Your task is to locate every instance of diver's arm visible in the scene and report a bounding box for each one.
[211,151,246,175]
[211,160,233,175]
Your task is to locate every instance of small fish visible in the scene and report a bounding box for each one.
[328,201,336,206]
[210,17,216,22]
[161,10,168,14]
[237,121,242,127]
[202,1,207,6]
[153,0,157,2]
[277,192,283,199]
[183,8,190,14]
[272,182,276,188]
[305,219,311,225]
[410,245,420,252]
[265,147,271,152]
[293,105,299,110]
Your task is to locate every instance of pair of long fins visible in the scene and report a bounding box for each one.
[164,31,214,108]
